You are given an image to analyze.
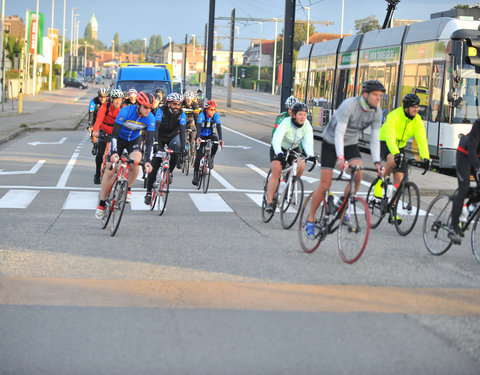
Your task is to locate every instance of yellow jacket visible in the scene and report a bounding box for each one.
[379,107,430,160]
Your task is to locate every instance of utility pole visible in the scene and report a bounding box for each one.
[33,0,39,96]
[227,8,235,108]
[48,0,54,92]
[60,0,66,87]
[1,0,5,110]
[70,8,76,74]
[205,0,215,100]
[272,18,278,95]
[203,23,207,74]
[183,34,187,93]
[280,0,295,112]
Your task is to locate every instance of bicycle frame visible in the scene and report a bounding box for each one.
[106,154,133,199]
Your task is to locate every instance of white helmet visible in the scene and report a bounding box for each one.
[285,95,299,109]
[184,91,196,100]
[98,87,109,97]
[110,89,123,98]
[166,92,183,103]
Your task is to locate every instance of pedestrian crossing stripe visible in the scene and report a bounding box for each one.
[0,190,39,208]
[189,193,233,212]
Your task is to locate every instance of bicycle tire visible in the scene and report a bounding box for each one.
[280,176,304,230]
[337,196,370,264]
[261,169,276,223]
[150,181,159,211]
[298,192,324,253]
[393,181,420,236]
[101,185,115,229]
[197,159,204,191]
[471,213,480,264]
[184,147,191,176]
[110,180,128,236]
[202,160,211,194]
[365,177,386,229]
[423,194,453,256]
[157,170,169,216]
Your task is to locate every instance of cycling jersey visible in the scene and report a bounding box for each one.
[123,99,136,106]
[458,120,480,170]
[322,96,381,163]
[182,100,200,124]
[88,97,104,126]
[197,111,222,138]
[379,106,430,160]
[271,117,314,157]
[155,105,187,140]
[93,102,121,135]
[114,105,155,142]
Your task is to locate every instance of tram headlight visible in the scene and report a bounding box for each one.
[465,38,480,70]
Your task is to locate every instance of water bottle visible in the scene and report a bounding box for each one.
[386,183,396,200]
[279,179,287,195]
[334,196,345,215]
[460,204,468,224]
[327,193,334,215]
[467,203,477,219]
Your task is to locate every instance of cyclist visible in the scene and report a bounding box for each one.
[196,89,205,108]
[144,92,187,205]
[373,93,430,223]
[265,102,315,213]
[88,88,109,153]
[305,80,384,238]
[152,92,163,116]
[272,95,299,137]
[191,100,224,185]
[95,92,155,219]
[91,89,124,184]
[155,88,166,106]
[449,119,480,244]
[123,88,138,106]
[182,90,200,148]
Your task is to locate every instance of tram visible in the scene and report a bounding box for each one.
[294,17,480,169]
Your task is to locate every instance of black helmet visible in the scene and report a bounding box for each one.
[292,102,308,114]
[402,93,420,108]
[361,80,386,93]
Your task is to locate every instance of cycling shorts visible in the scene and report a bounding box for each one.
[269,146,302,164]
[320,141,361,169]
[380,141,405,161]
[110,136,143,156]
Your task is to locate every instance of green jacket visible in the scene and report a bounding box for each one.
[379,106,430,160]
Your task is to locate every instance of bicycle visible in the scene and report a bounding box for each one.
[261,149,313,229]
[298,164,377,264]
[196,139,220,194]
[182,128,196,176]
[150,147,173,216]
[423,186,480,263]
[365,157,428,236]
[101,153,142,236]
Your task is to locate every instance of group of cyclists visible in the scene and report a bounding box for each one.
[86,86,223,219]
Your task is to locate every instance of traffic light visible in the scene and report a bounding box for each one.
[465,38,480,72]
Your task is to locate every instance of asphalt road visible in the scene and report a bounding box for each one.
[0,87,479,374]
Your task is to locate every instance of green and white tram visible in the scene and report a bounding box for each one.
[295,17,480,169]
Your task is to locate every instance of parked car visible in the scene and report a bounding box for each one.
[64,78,88,89]
[83,76,93,83]
[95,76,104,85]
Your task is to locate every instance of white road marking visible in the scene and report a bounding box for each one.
[0,190,40,208]
[222,145,251,150]
[0,160,46,175]
[28,137,68,146]
[189,193,233,212]
[130,191,151,211]
[246,164,268,178]
[63,191,98,210]
[56,135,89,187]
[222,126,270,147]
[211,170,236,190]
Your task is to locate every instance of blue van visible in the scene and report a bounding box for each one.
[115,65,173,95]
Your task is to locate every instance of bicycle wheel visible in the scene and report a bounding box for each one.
[337,197,370,264]
[365,177,386,229]
[202,160,211,194]
[157,170,169,216]
[150,180,159,211]
[261,169,276,223]
[101,186,115,229]
[280,176,304,230]
[393,181,420,236]
[471,213,480,264]
[183,146,191,176]
[110,180,128,236]
[298,192,325,254]
[423,194,453,256]
[197,159,204,191]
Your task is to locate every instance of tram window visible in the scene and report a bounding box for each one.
[402,62,432,120]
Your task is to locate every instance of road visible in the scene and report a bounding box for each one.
[0,86,479,374]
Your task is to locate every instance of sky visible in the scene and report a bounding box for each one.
[8,0,478,51]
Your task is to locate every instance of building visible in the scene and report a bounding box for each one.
[3,15,25,40]
[89,13,98,40]
[391,19,423,27]
[243,40,274,67]
[308,33,346,43]
[431,6,480,21]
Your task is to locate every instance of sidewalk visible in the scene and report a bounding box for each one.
[0,87,91,145]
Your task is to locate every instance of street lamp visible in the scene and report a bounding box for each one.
[69,7,76,74]
[60,0,66,87]
[192,34,196,60]
[341,0,345,38]
[143,37,147,61]
[48,0,54,92]
[257,21,262,81]
[272,17,278,95]
[75,19,81,58]
[168,36,172,63]
[84,41,88,77]
[73,13,79,55]
[305,6,311,45]
[111,39,115,62]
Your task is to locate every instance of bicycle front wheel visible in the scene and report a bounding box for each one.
[337,197,370,264]
[280,176,304,229]
[157,170,170,216]
[393,181,420,236]
[423,194,453,256]
[202,161,211,194]
[366,177,386,229]
[261,169,276,223]
[197,160,204,191]
[150,181,159,211]
[101,187,114,229]
[471,213,480,264]
[298,193,325,253]
[110,180,128,236]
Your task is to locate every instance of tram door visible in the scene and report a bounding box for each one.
[335,69,348,109]
[428,61,446,158]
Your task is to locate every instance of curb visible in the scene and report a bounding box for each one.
[0,113,88,146]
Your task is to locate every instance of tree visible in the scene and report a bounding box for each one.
[148,35,157,54]
[114,32,120,48]
[156,35,163,50]
[452,4,471,8]
[274,22,316,70]
[4,33,22,65]
[84,23,93,42]
[354,15,380,34]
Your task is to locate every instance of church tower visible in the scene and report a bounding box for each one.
[89,13,98,40]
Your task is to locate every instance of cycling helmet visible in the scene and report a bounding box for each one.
[136,91,155,108]
[184,91,196,100]
[98,87,109,97]
[110,89,123,98]
[127,88,138,97]
[285,95,299,109]
[154,92,163,101]
[361,80,386,93]
[402,93,420,108]
[166,92,183,102]
[204,100,217,109]
[291,102,308,114]
[155,88,164,95]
